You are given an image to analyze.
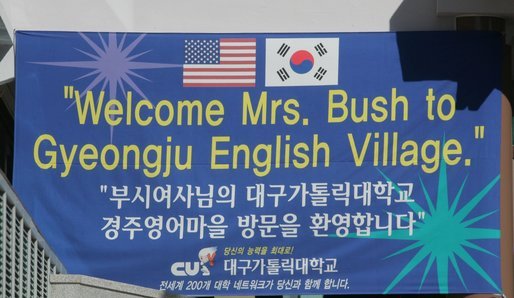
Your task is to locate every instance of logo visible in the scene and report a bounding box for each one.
[171,247,217,277]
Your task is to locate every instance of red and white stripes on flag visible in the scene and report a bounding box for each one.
[183,38,256,87]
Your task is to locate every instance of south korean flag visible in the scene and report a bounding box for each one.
[265,38,339,86]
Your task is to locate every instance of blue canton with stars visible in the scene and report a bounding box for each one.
[184,39,220,64]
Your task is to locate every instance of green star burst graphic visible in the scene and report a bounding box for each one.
[344,158,501,294]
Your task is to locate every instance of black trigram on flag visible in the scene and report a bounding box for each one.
[314,43,328,56]
[277,43,291,57]
[314,67,327,81]
[277,67,290,81]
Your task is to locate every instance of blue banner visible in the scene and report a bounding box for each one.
[14,31,502,295]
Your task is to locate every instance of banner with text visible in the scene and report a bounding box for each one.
[14,31,502,295]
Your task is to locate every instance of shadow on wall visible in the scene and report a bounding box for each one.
[390,1,503,111]
[395,31,502,110]
[389,0,454,32]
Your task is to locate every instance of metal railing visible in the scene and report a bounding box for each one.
[0,170,65,297]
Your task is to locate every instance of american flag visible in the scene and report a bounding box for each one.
[183,38,256,87]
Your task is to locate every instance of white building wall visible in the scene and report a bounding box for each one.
[0,0,454,34]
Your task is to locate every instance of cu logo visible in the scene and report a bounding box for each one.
[171,262,201,276]
[171,246,217,277]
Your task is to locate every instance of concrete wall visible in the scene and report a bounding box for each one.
[0,0,453,34]
[49,275,179,298]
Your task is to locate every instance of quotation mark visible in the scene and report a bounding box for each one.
[64,86,74,99]
[100,185,108,193]
[474,126,485,139]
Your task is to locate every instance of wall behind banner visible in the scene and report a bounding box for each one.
[0,0,456,34]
